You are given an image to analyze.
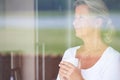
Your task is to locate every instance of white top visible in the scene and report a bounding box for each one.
[56,46,120,80]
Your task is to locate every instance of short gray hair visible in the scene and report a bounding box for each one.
[74,0,109,17]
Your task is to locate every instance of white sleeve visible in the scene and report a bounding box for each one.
[102,55,120,80]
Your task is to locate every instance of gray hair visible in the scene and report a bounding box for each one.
[74,0,109,17]
[74,0,115,43]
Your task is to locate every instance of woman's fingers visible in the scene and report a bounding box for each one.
[60,61,74,68]
[58,61,83,80]
[59,61,77,79]
[59,68,69,77]
[59,69,70,80]
[59,67,67,75]
[59,62,71,71]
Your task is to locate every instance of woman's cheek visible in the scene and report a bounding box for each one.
[75,21,85,29]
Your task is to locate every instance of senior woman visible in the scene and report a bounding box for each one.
[56,0,120,80]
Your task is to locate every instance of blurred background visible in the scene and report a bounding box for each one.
[0,0,120,80]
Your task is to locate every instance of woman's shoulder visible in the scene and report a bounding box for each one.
[107,47,120,58]
[63,46,80,57]
[101,47,120,78]
[104,47,120,64]
[65,46,80,53]
[63,46,80,58]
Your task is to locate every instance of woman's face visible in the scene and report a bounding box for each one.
[73,5,98,38]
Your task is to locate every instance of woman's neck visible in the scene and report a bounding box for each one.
[81,31,106,50]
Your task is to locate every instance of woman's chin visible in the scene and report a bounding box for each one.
[75,33,82,39]
[75,32,87,39]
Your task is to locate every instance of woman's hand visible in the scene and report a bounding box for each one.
[58,61,84,80]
